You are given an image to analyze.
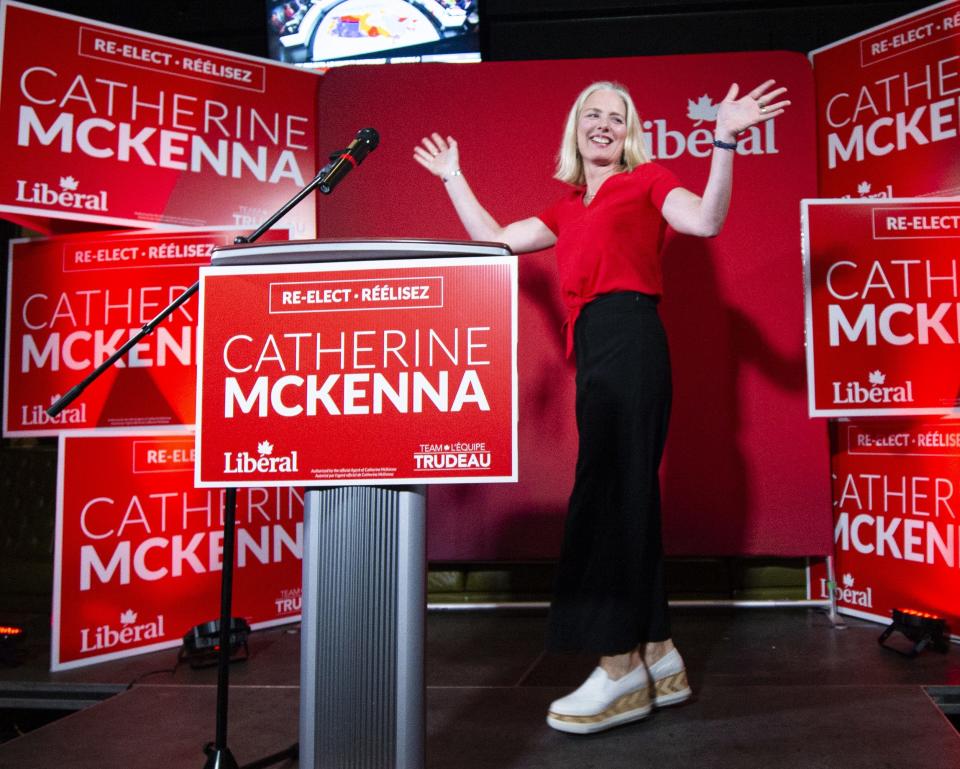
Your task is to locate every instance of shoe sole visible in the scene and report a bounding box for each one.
[546,687,652,735]
[653,669,692,708]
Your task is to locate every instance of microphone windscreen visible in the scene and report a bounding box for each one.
[357,127,380,151]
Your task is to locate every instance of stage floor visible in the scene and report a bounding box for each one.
[1,607,958,768]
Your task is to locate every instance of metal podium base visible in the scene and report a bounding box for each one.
[299,485,426,769]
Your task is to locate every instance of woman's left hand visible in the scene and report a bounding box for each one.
[714,79,790,141]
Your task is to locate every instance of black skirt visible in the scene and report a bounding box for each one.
[547,291,673,655]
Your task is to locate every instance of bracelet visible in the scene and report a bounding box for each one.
[713,138,737,151]
[442,169,462,183]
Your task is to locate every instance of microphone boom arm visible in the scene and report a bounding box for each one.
[235,163,332,245]
[45,130,377,418]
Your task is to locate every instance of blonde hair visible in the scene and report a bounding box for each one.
[554,81,649,187]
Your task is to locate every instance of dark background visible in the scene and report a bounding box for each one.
[20,1,939,60]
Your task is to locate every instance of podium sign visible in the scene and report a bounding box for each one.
[195,246,517,487]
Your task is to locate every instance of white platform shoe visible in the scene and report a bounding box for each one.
[546,665,652,734]
[648,648,693,708]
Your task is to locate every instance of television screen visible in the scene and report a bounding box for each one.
[267,0,480,67]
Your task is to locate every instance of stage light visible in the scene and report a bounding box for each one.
[0,625,26,666]
[179,618,250,669]
[878,608,950,658]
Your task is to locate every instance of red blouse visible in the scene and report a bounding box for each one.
[537,163,681,357]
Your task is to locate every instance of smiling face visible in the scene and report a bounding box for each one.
[576,89,628,170]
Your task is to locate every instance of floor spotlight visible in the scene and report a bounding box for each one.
[0,625,26,666]
[878,608,950,658]
[179,618,250,669]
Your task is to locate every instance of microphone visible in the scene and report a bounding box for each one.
[318,128,380,195]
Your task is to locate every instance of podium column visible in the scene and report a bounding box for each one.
[299,485,426,769]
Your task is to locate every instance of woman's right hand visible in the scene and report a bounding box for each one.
[411,131,556,254]
[413,133,460,179]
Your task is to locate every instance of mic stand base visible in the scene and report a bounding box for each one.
[203,740,298,768]
[241,743,299,769]
[203,744,239,769]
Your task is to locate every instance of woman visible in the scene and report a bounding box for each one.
[414,79,789,734]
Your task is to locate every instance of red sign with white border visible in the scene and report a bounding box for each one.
[4,227,287,436]
[807,418,959,641]
[53,430,304,670]
[811,0,960,198]
[195,244,517,487]
[0,1,319,236]
[802,198,960,416]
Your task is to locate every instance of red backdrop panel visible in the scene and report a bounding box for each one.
[314,54,826,558]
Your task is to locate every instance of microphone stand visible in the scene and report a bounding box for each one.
[46,156,342,422]
[46,153,347,769]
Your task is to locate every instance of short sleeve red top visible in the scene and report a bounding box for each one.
[537,163,681,356]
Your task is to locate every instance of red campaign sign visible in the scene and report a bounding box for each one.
[3,227,287,436]
[0,2,319,236]
[808,419,960,640]
[196,249,518,487]
[54,431,304,670]
[802,198,960,416]
[811,0,960,198]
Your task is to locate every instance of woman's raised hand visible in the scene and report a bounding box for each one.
[714,80,790,140]
[413,133,460,179]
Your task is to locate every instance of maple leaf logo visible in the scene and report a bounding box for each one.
[257,440,274,456]
[868,370,886,386]
[842,573,854,589]
[59,176,79,191]
[686,94,719,126]
[50,393,62,406]
[120,609,138,625]
[857,181,871,196]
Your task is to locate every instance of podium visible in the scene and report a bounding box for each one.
[197,240,518,769]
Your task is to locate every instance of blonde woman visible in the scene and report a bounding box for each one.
[414,79,788,734]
